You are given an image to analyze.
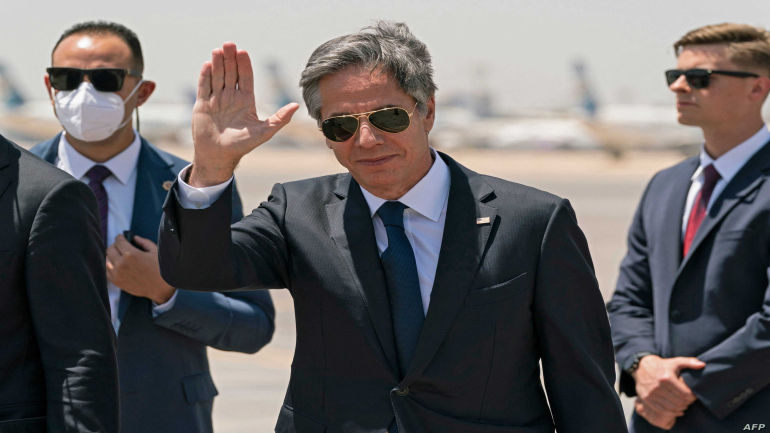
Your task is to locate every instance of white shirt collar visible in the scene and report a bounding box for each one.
[692,124,770,182]
[58,130,142,184]
[360,148,451,222]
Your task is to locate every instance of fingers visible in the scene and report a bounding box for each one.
[132,235,157,253]
[223,42,238,89]
[211,48,225,93]
[197,61,213,99]
[113,234,137,255]
[673,357,706,373]
[236,49,254,93]
[106,245,121,266]
[255,102,300,143]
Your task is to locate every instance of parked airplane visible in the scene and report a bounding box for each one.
[431,60,708,157]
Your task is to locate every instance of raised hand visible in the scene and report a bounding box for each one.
[190,42,299,187]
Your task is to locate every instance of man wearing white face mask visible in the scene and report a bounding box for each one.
[31,21,276,433]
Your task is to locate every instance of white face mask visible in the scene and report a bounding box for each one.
[53,80,143,142]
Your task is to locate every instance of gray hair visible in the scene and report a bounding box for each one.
[299,20,437,124]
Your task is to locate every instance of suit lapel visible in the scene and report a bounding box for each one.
[399,153,497,389]
[325,175,400,376]
[119,138,176,323]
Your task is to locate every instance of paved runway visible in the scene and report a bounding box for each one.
[157,144,687,432]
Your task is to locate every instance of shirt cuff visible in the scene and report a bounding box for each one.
[176,164,233,209]
[152,289,179,317]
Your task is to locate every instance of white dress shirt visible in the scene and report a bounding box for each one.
[56,131,177,332]
[176,149,451,315]
[682,124,770,237]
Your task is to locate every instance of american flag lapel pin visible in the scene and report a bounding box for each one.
[476,217,491,225]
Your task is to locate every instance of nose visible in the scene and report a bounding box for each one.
[355,117,384,149]
[669,75,690,93]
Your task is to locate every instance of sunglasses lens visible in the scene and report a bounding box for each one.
[368,108,411,133]
[665,70,683,86]
[90,69,124,92]
[322,117,359,142]
[49,69,80,91]
[686,70,709,89]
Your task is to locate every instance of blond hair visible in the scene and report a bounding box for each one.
[674,23,770,76]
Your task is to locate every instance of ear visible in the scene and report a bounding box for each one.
[748,76,770,102]
[44,74,55,105]
[422,95,436,133]
[135,80,156,107]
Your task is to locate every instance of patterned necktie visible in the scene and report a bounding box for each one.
[683,164,721,257]
[85,165,113,246]
[377,201,425,377]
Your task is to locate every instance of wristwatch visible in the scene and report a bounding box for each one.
[627,351,655,375]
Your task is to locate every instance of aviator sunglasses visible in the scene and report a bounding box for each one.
[665,68,759,89]
[47,67,142,92]
[320,102,418,142]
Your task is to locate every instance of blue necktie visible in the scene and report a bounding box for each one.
[377,201,425,377]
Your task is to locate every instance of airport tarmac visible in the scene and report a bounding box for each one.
[161,144,689,432]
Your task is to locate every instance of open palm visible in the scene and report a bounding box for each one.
[191,42,298,185]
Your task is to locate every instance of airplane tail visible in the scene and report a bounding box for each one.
[572,60,598,118]
[265,61,294,108]
[0,62,26,111]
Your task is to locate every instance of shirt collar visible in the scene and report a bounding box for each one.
[58,130,142,184]
[360,148,451,222]
[692,124,770,182]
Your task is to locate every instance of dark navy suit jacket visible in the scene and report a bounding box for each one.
[158,152,627,433]
[608,140,770,432]
[32,134,276,433]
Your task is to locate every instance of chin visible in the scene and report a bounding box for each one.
[676,113,701,127]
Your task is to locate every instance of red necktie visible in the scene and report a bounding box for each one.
[683,164,721,257]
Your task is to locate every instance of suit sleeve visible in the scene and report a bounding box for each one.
[25,179,119,433]
[153,180,276,353]
[158,179,290,292]
[680,278,770,419]
[606,177,658,396]
[533,199,627,433]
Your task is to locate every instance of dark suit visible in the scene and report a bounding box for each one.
[608,140,770,432]
[0,134,119,433]
[31,134,276,433]
[158,151,626,433]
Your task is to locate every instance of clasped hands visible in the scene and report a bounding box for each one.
[632,355,706,430]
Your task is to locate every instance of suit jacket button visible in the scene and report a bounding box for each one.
[670,310,682,322]
[396,387,409,396]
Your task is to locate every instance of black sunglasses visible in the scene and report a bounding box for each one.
[320,103,418,142]
[47,67,142,92]
[665,68,759,89]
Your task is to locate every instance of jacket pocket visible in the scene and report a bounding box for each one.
[0,416,46,433]
[275,404,326,433]
[715,228,750,242]
[463,273,528,307]
[181,372,219,404]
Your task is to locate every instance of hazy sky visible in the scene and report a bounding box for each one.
[2,0,767,114]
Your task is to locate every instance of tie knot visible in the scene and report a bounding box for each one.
[377,201,407,228]
[703,164,721,185]
[86,165,112,183]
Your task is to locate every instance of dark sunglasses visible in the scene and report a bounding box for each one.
[665,68,759,89]
[47,67,142,92]
[320,103,418,142]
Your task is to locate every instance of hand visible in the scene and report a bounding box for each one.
[635,398,677,430]
[106,235,177,305]
[190,42,299,187]
[633,355,705,414]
